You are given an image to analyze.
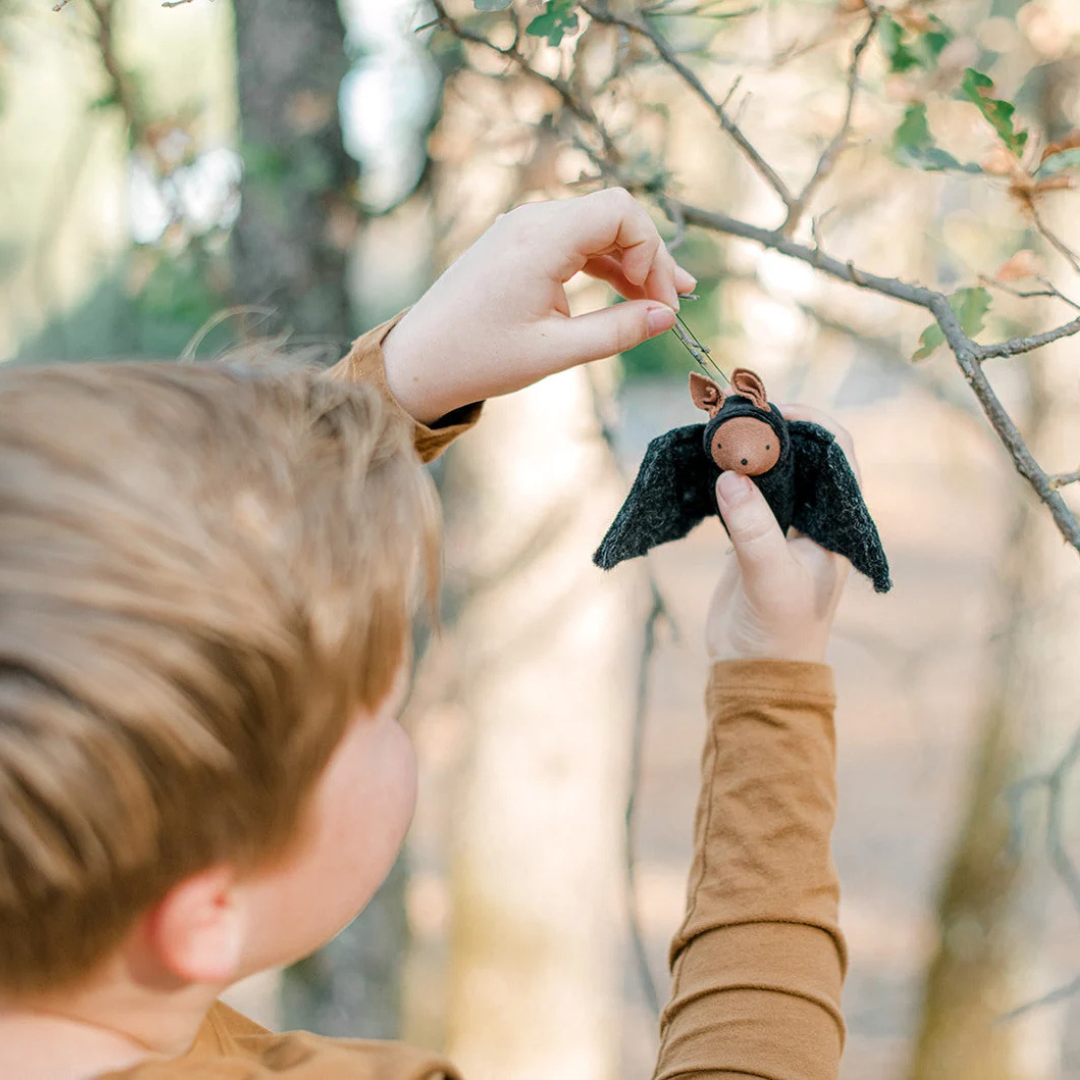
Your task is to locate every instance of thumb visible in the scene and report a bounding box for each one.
[715,472,793,594]
[543,301,676,368]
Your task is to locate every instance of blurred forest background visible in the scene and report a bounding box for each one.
[5,0,1080,1077]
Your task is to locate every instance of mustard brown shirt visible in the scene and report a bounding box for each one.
[102,318,847,1080]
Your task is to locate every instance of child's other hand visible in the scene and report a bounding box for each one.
[705,406,856,665]
[382,189,694,424]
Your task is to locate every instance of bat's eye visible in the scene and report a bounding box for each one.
[716,442,721,449]
[766,444,771,450]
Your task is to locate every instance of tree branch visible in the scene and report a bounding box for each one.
[434,3,1080,559]
[670,199,1080,554]
[429,1,620,165]
[580,2,795,214]
[973,314,1080,360]
[625,582,667,1020]
[1031,203,1080,279]
[784,6,880,236]
[1002,724,1080,1019]
[87,0,148,142]
[982,275,1080,314]
[584,369,674,1023]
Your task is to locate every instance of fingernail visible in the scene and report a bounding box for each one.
[717,470,751,505]
[646,303,676,335]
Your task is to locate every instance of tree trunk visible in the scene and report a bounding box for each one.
[231,0,355,340]
[906,477,1043,1080]
[230,0,406,1037]
[439,369,644,1080]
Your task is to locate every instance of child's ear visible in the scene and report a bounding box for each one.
[730,368,769,410]
[689,372,725,417]
[144,865,245,986]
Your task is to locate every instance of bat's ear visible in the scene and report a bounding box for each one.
[731,368,769,410]
[689,372,725,417]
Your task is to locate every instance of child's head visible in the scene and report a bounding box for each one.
[0,360,437,998]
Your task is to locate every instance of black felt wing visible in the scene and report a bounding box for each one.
[594,424,718,570]
[789,420,892,593]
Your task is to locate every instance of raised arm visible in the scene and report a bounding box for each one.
[327,189,693,461]
[655,660,845,1080]
[655,413,857,1080]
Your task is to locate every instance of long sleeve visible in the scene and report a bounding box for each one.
[654,659,846,1080]
[326,311,483,463]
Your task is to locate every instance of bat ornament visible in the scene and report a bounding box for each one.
[594,368,891,593]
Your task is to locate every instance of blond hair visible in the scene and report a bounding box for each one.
[0,359,438,994]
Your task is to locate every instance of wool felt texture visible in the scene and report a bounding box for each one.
[594,391,892,593]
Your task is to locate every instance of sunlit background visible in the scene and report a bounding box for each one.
[4,1,1080,1078]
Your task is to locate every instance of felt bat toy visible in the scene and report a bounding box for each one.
[594,368,892,593]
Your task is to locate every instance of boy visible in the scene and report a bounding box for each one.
[0,189,849,1079]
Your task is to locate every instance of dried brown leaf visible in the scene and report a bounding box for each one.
[1041,130,1080,164]
[995,250,1044,281]
[1034,175,1076,193]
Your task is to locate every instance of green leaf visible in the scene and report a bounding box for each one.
[878,15,920,73]
[1036,146,1080,179]
[922,25,953,64]
[893,104,982,174]
[912,323,945,361]
[952,286,992,337]
[878,14,954,75]
[473,0,513,9]
[912,287,992,361]
[961,68,1028,156]
[526,0,579,46]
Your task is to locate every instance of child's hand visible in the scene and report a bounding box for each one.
[705,406,857,665]
[382,189,695,424]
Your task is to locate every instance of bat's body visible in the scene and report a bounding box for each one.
[594,371,892,594]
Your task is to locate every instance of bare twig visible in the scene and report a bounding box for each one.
[998,972,1080,1023]
[429,1,620,165]
[666,198,687,253]
[784,7,880,236]
[626,582,667,1019]
[1051,468,1080,489]
[584,369,677,1021]
[1001,725,1080,1019]
[1031,203,1080,279]
[580,2,796,214]
[974,314,1080,361]
[981,275,1080,314]
[87,0,147,141]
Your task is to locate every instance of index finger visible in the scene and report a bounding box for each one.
[550,189,682,306]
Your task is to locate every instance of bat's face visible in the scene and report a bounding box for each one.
[708,415,781,477]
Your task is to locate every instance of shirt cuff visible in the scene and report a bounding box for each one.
[707,658,836,713]
[325,310,484,464]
